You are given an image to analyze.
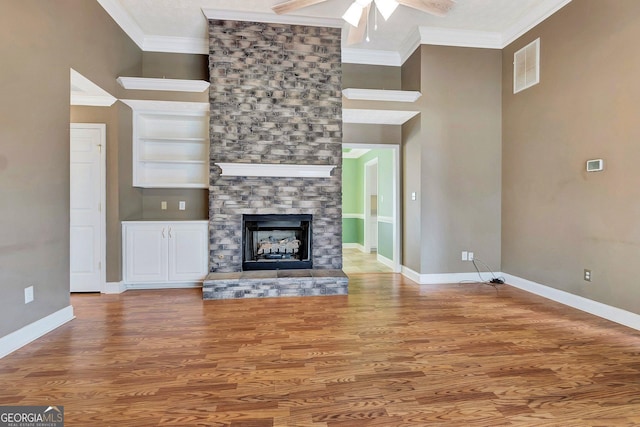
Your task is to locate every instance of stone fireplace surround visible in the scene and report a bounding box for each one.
[203,19,348,299]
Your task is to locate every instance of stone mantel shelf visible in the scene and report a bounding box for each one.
[216,163,336,178]
[342,88,422,103]
[117,77,210,92]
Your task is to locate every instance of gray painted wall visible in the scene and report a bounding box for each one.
[402,45,502,275]
[0,0,141,337]
[502,0,640,314]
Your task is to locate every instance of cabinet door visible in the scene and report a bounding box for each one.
[167,223,208,282]
[124,224,168,283]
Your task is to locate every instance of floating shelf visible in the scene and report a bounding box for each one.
[342,109,420,125]
[117,77,210,93]
[342,88,422,103]
[216,163,336,178]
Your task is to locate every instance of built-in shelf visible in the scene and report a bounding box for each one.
[216,163,336,178]
[342,88,422,103]
[122,99,210,189]
[117,77,210,92]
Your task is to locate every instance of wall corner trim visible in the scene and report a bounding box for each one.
[0,306,75,359]
[503,273,640,331]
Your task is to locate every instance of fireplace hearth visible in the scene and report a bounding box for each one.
[242,214,312,271]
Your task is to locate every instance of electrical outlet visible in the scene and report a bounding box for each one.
[584,269,591,282]
[161,201,167,210]
[468,252,474,261]
[461,251,468,261]
[24,286,34,304]
[179,201,186,210]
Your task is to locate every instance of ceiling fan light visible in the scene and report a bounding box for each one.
[342,2,364,27]
[374,0,399,20]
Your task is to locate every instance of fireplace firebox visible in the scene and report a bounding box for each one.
[242,214,312,271]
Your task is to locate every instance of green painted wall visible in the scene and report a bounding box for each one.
[342,157,363,214]
[378,221,394,260]
[342,218,364,245]
[342,148,395,259]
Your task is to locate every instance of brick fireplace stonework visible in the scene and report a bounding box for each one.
[204,20,347,298]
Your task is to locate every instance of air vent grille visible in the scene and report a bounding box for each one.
[514,38,540,94]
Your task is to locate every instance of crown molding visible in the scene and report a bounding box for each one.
[419,27,503,49]
[502,0,572,47]
[341,48,401,66]
[117,77,210,92]
[202,8,343,28]
[99,0,572,66]
[143,35,209,55]
[96,0,145,50]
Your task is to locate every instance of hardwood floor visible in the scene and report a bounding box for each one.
[2,274,640,426]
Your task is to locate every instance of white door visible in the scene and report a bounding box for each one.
[124,223,168,283]
[168,222,208,282]
[70,124,105,292]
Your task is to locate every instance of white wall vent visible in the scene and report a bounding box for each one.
[513,38,540,94]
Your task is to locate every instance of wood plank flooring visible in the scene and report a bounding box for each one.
[2,274,640,426]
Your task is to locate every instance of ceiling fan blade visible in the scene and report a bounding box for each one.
[272,0,328,15]
[396,0,455,17]
[346,5,369,45]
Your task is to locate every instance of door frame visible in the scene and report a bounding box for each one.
[70,123,106,292]
[363,158,378,253]
[343,143,401,273]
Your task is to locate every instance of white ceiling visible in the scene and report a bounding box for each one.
[99,0,571,65]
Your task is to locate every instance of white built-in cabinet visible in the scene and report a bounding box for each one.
[122,221,209,286]
[121,100,210,188]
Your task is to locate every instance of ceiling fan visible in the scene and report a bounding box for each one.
[272,0,455,45]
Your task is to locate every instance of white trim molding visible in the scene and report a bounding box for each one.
[343,88,421,103]
[143,35,209,55]
[502,0,572,47]
[503,274,640,331]
[343,243,365,252]
[377,253,396,271]
[124,282,203,291]
[117,77,210,92]
[202,8,343,28]
[402,266,481,285]
[216,163,335,178]
[342,48,402,66]
[342,213,365,219]
[0,306,75,359]
[419,27,503,49]
[377,216,394,224]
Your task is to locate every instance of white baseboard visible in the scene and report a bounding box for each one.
[401,266,480,284]
[104,281,126,294]
[0,305,75,359]
[343,243,365,252]
[503,273,640,331]
[377,253,395,269]
[124,282,202,290]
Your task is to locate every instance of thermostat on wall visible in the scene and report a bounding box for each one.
[586,159,604,172]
